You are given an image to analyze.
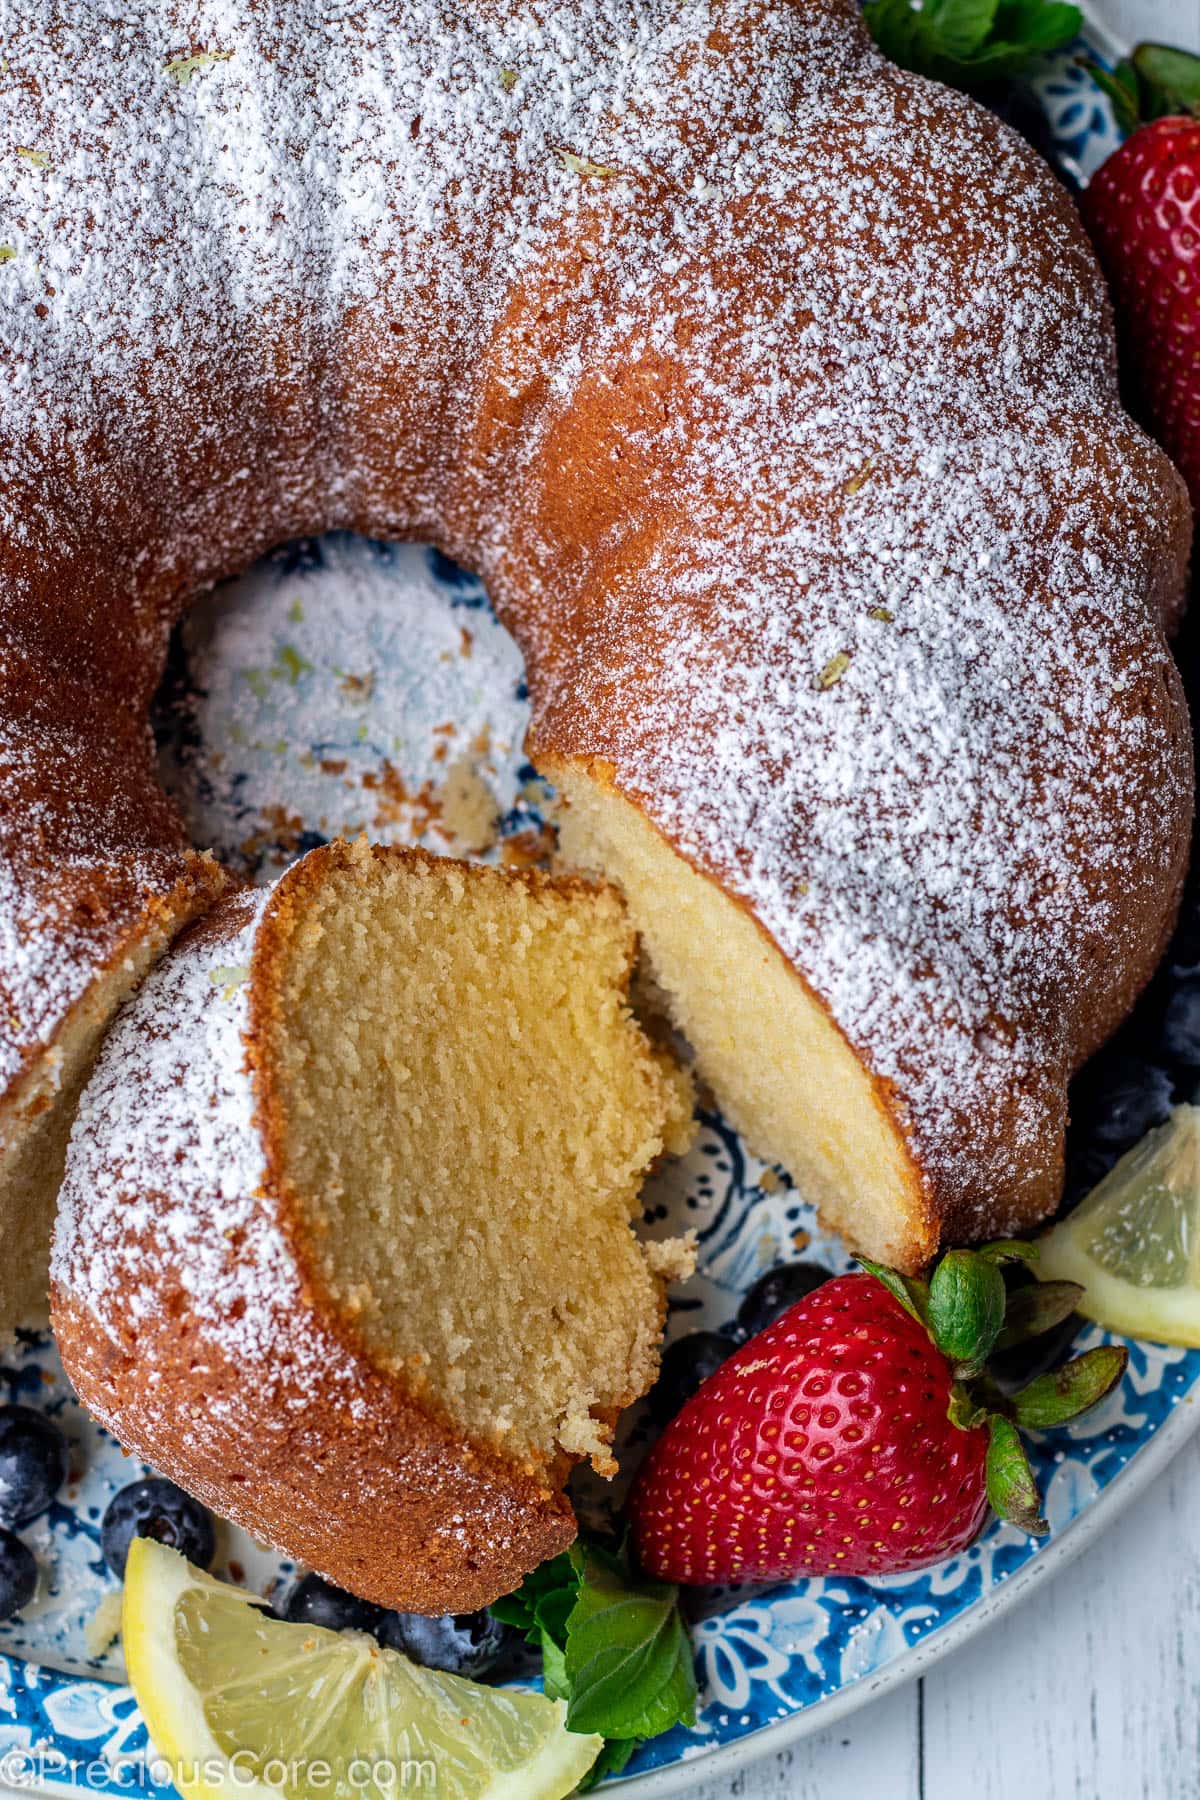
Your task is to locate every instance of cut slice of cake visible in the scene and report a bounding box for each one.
[51,839,694,1612]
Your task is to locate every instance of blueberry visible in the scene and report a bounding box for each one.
[282,1573,382,1634]
[0,1406,68,1526]
[376,1608,514,1676]
[649,1330,735,1422]
[733,1261,831,1343]
[1168,892,1200,975]
[978,84,1066,174]
[1074,1056,1174,1152]
[1161,980,1200,1068]
[0,1529,36,1621]
[100,1478,216,1580]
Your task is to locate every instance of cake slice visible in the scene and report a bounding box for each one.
[51,839,694,1612]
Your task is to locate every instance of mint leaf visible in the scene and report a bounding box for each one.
[534,1579,578,1648]
[490,1550,578,1645]
[540,1629,570,1702]
[865,0,1081,86]
[934,0,999,59]
[579,1739,639,1792]
[564,1545,697,1741]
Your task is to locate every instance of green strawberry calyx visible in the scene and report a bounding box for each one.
[1084,42,1200,136]
[859,1242,1127,1538]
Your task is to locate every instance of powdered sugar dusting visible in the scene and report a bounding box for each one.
[1,0,1191,1231]
[49,887,298,1360]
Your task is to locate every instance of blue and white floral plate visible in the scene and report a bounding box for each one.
[4,19,1198,1797]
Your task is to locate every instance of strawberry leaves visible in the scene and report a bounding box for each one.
[1085,43,1200,134]
[986,1415,1048,1536]
[986,1341,1125,1535]
[490,1537,697,1787]
[994,1279,1083,1350]
[864,0,1082,88]
[1009,1344,1127,1428]
[856,1257,929,1324]
[928,1249,1007,1375]
[861,1238,1127,1541]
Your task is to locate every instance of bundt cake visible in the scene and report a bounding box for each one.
[0,0,1193,1324]
[50,839,695,1611]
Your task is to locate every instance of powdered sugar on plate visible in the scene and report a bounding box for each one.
[155,536,539,880]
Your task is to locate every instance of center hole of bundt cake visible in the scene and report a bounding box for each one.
[256,844,689,1469]
[151,535,538,882]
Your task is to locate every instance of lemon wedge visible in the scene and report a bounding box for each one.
[122,1539,602,1800]
[1039,1103,1200,1345]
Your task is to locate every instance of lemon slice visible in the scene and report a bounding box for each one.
[1039,1103,1200,1345]
[122,1540,601,1800]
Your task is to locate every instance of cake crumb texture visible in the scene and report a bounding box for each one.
[51,843,695,1608]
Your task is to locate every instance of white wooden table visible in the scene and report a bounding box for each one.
[699,0,1200,1794]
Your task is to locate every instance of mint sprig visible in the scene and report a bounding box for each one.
[864,0,1082,87]
[490,1537,697,1788]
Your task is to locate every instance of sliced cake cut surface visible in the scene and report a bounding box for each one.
[51,839,694,1611]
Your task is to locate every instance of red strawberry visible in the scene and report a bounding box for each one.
[1080,46,1200,510]
[630,1250,1127,1587]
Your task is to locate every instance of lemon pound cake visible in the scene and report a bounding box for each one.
[50,841,695,1611]
[0,0,1192,1315]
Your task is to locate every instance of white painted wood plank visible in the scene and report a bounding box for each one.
[687,1681,920,1800]
[1089,0,1200,49]
[922,1432,1200,1800]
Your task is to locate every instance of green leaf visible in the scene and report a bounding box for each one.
[1080,56,1141,134]
[932,0,1000,60]
[540,1629,570,1702]
[865,0,1081,85]
[564,1546,697,1741]
[578,1740,640,1791]
[947,1382,989,1431]
[976,1238,1039,1268]
[1010,1344,1128,1429]
[489,1550,578,1645]
[488,1592,536,1632]
[986,1414,1048,1536]
[994,1280,1083,1350]
[928,1249,1007,1372]
[534,1580,578,1648]
[857,1258,930,1325]
[997,0,1081,52]
[1132,42,1200,118]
